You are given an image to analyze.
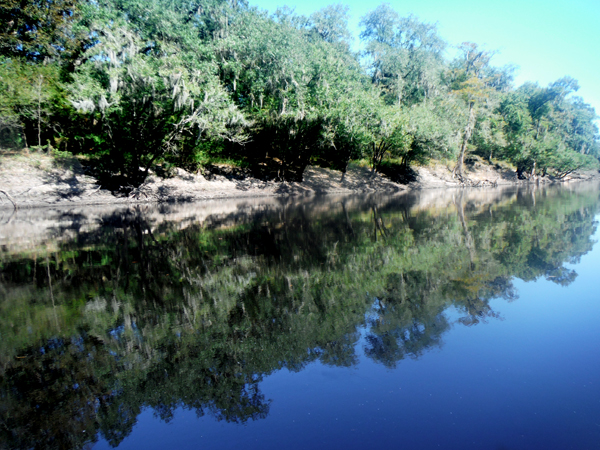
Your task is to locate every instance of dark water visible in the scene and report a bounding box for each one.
[1,183,600,450]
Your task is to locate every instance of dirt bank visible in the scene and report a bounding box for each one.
[0,152,597,210]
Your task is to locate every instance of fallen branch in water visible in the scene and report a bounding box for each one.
[85,186,102,196]
[0,190,17,209]
[454,176,500,188]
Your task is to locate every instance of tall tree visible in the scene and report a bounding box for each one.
[360,5,446,107]
[309,4,352,47]
[449,42,501,180]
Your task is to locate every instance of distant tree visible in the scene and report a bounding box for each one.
[0,59,64,148]
[309,4,353,47]
[499,77,598,178]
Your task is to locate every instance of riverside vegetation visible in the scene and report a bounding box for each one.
[0,183,599,449]
[1,0,599,192]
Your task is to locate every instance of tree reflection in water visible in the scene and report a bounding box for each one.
[0,184,598,449]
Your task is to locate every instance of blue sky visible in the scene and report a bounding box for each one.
[249,0,600,121]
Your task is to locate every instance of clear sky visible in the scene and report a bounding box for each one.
[248,0,600,121]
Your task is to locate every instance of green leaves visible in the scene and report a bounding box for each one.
[360,7,446,107]
[497,79,599,177]
[0,58,66,147]
[66,0,248,184]
[309,4,353,46]
[0,0,82,61]
[2,0,597,183]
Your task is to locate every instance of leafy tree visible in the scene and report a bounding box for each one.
[1,0,599,185]
[209,5,382,180]
[561,96,599,156]
[0,58,65,148]
[363,105,410,173]
[498,78,598,178]
[399,98,460,168]
[360,5,446,107]
[448,42,505,180]
[67,0,248,187]
[308,4,353,47]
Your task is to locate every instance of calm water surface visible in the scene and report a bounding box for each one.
[1,184,599,450]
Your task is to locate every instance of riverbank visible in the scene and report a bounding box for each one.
[0,152,598,209]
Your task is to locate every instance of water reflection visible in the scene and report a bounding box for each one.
[0,183,599,449]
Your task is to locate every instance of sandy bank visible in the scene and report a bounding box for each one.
[0,153,597,210]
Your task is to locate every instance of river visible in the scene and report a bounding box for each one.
[1,182,599,450]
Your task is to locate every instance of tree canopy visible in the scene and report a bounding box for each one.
[0,0,598,186]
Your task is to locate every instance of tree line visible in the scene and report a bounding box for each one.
[1,0,598,188]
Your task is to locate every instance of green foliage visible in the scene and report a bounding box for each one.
[360,5,446,107]
[498,79,599,178]
[64,0,248,187]
[0,58,68,148]
[309,4,353,46]
[0,0,597,184]
[401,99,460,165]
[447,43,508,178]
[0,0,82,61]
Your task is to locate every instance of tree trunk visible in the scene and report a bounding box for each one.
[397,73,402,106]
[37,75,43,147]
[454,102,475,180]
[371,142,376,174]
